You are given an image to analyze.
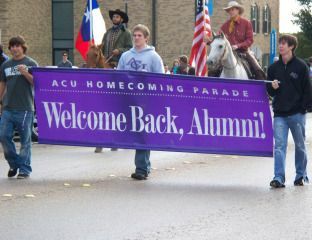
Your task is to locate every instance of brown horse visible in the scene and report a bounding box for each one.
[86,44,116,153]
[85,44,112,69]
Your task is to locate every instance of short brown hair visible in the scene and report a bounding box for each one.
[132,24,150,39]
[279,34,298,53]
[8,35,28,53]
[179,55,188,64]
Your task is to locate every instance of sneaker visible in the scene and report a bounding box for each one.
[8,168,18,178]
[270,180,285,188]
[294,177,304,186]
[17,173,30,179]
[131,172,148,180]
[94,147,103,153]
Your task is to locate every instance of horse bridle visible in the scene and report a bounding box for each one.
[208,35,239,70]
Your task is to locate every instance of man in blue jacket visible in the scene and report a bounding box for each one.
[117,24,164,180]
[267,34,312,188]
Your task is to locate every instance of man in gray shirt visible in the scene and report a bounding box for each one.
[117,24,164,180]
[0,35,38,179]
[57,51,72,68]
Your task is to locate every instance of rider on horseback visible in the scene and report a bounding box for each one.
[220,1,266,80]
[101,9,132,68]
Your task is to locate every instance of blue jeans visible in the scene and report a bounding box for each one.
[0,110,34,175]
[273,113,308,184]
[134,150,151,175]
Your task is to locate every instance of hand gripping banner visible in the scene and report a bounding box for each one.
[33,68,273,157]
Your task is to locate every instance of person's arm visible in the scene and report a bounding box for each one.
[152,54,165,74]
[0,82,6,101]
[116,54,125,70]
[266,65,279,97]
[219,22,227,35]
[18,65,34,85]
[114,30,133,56]
[0,65,6,100]
[101,32,108,56]
[236,20,254,49]
[0,81,5,114]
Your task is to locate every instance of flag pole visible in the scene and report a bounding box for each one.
[202,0,206,32]
[89,0,93,43]
[202,0,208,76]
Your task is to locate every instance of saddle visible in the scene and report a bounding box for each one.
[233,51,253,79]
[208,51,263,80]
[208,52,252,78]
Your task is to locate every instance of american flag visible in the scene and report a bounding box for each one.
[189,0,211,76]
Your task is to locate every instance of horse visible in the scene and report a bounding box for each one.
[207,32,249,80]
[85,44,112,69]
[85,44,117,153]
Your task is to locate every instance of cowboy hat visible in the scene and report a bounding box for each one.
[223,1,244,14]
[109,9,129,23]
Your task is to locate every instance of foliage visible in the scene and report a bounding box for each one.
[292,0,312,40]
[294,32,312,60]
[296,0,311,5]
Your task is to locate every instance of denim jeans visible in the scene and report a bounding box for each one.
[273,113,308,184]
[0,110,34,175]
[134,150,151,175]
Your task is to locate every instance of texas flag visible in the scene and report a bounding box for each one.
[75,0,106,60]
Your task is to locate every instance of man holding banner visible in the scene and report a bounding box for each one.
[117,24,164,180]
[0,36,38,179]
[267,34,312,188]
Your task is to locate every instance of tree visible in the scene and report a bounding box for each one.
[294,32,312,60]
[292,0,312,41]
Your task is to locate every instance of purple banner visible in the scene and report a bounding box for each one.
[33,68,273,157]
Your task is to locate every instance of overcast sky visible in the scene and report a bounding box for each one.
[279,0,302,33]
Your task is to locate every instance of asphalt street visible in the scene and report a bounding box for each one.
[0,114,312,240]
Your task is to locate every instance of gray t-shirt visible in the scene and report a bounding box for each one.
[57,60,72,68]
[0,56,38,111]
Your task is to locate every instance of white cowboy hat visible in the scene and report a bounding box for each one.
[223,1,244,14]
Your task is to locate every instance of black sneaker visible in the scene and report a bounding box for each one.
[17,173,30,179]
[94,147,103,153]
[270,180,285,188]
[131,172,148,180]
[294,177,304,186]
[8,168,18,178]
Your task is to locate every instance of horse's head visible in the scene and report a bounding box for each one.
[207,32,230,68]
[86,44,105,68]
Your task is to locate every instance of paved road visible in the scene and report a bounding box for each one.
[0,114,312,240]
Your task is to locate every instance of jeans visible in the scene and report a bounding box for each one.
[134,150,151,175]
[0,110,34,175]
[273,113,308,183]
